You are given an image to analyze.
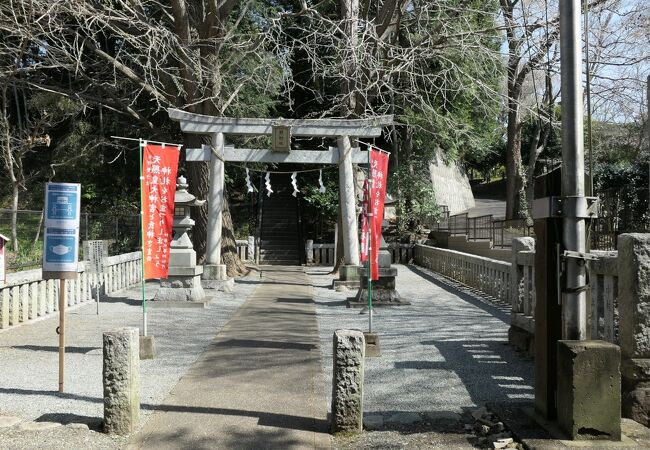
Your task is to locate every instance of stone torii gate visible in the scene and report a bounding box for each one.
[168,108,393,285]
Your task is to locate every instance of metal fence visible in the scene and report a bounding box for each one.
[433,211,534,249]
[468,215,493,241]
[0,209,141,271]
[491,219,534,248]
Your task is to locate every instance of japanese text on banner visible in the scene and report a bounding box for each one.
[142,144,180,279]
[369,148,389,281]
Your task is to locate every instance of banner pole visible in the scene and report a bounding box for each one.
[139,139,147,337]
[368,149,373,333]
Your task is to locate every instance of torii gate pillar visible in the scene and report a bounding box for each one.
[202,132,231,289]
[338,135,360,280]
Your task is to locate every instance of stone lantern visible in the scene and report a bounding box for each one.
[153,176,207,305]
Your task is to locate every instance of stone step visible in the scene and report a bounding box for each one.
[260,240,298,250]
[259,251,300,258]
[258,258,301,265]
[261,233,299,239]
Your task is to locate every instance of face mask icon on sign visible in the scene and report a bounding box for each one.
[51,245,71,256]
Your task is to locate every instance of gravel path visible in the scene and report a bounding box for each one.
[309,264,534,432]
[0,274,257,430]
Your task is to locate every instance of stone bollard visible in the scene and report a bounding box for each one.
[103,328,140,435]
[331,329,365,433]
[618,233,650,426]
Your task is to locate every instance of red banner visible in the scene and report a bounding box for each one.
[142,144,180,279]
[369,148,389,280]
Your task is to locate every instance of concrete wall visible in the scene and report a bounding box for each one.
[429,151,475,215]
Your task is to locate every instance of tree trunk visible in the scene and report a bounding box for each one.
[184,135,210,264]
[1,85,19,252]
[505,100,525,219]
[525,122,542,215]
[10,183,18,252]
[221,185,248,277]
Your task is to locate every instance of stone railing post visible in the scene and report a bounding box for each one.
[306,240,314,264]
[331,329,365,433]
[247,235,255,262]
[618,233,650,426]
[103,327,140,435]
[510,237,535,312]
[508,237,535,355]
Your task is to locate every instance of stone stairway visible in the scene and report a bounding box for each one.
[259,185,301,265]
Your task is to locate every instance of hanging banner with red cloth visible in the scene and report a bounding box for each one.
[142,144,180,279]
[360,179,369,263]
[369,147,389,280]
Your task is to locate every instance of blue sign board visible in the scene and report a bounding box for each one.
[44,183,81,228]
[43,183,81,276]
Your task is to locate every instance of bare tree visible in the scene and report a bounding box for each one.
[0,0,285,274]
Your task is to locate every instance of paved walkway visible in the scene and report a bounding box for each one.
[130,267,331,450]
[1,263,537,449]
[310,264,533,430]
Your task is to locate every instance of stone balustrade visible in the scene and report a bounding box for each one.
[305,242,416,266]
[414,244,511,303]
[0,251,142,330]
[414,241,620,347]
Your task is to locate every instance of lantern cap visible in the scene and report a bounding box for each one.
[174,176,206,207]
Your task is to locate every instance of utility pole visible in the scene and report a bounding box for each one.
[647,75,649,221]
[560,0,587,340]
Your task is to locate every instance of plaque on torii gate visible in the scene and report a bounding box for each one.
[168,108,393,288]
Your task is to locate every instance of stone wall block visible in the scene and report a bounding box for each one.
[103,327,140,435]
[618,234,650,359]
[331,329,365,433]
[557,340,621,440]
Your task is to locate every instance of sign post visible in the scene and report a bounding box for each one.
[43,182,81,393]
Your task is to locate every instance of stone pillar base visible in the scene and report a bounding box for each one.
[153,272,206,304]
[202,264,234,292]
[348,267,408,307]
[332,264,360,289]
[339,264,360,280]
[139,335,156,360]
[557,340,621,441]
